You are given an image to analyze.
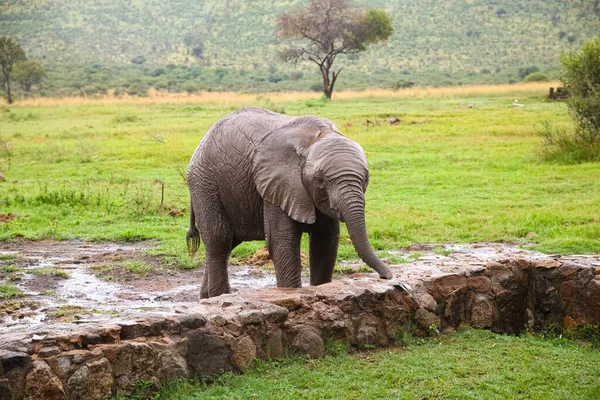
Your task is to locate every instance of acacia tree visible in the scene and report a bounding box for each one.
[14,59,46,95]
[277,0,393,100]
[0,36,26,104]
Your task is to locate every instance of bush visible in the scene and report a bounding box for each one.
[561,37,600,135]
[538,122,600,163]
[539,37,600,163]
[518,66,539,80]
[524,72,550,82]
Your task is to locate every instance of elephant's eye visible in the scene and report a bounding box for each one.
[314,173,326,189]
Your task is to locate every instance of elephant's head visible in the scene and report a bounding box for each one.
[252,121,393,279]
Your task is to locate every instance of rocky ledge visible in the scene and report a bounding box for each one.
[1,253,599,400]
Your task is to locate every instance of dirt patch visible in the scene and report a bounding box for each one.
[246,246,308,267]
[0,212,17,223]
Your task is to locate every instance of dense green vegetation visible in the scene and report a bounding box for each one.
[1,0,599,96]
[539,36,600,163]
[0,87,598,269]
[151,329,600,399]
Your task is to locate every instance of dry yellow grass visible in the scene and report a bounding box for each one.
[5,81,558,107]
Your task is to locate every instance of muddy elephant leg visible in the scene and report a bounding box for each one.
[200,227,241,298]
[200,267,209,299]
[202,237,233,298]
[309,212,340,286]
[264,200,303,288]
[193,187,234,298]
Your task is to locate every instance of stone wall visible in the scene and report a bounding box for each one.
[1,256,598,400]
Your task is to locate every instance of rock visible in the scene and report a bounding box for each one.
[494,289,528,333]
[414,308,439,331]
[469,295,494,329]
[150,340,189,381]
[290,327,324,358]
[231,335,257,372]
[45,349,100,382]
[260,304,289,323]
[557,263,583,277]
[266,330,284,359]
[239,310,263,326]
[352,314,388,349]
[1,351,31,372]
[186,331,233,377]
[442,286,469,327]
[583,280,600,325]
[425,274,467,301]
[536,259,561,269]
[116,317,167,339]
[38,346,61,359]
[180,314,207,329]
[102,342,159,393]
[416,292,437,312]
[559,280,577,310]
[539,286,558,313]
[210,315,228,327]
[270,296,302,311]
[23,361,66,400]
[0,378,13,400]
[67,358,113,400]
[468,276,492,293]
[1,351,32,400]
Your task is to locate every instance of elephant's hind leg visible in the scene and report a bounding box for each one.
[309,213,340,286]
[194,193,234,298]
[264,201,303,288]
[202,238,233,298]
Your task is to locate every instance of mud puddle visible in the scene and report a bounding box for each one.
[0,240,283,330]
[1,240,598,331]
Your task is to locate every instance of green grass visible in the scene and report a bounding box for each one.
[28,267,70,279]
[0,90,599,265]
[154,329,600,399]
[123,260,153,275]
[0,283,23,299]
[2,265,19,273]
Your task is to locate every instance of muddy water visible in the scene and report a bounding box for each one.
[0,240,285,330]
[1,240,596,331]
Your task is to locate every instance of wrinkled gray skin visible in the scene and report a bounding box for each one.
[187,107,393,298]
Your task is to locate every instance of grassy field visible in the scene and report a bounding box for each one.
[150,329,600,399]
[0,82,599,270]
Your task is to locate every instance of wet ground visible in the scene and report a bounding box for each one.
[0,240,282,330]
[1,240,598,331]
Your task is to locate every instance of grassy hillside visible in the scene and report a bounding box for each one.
[1,0,599,96]
[2,0,599,72]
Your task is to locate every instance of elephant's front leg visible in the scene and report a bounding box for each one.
[263,200,303,288]
[309,212,340,285]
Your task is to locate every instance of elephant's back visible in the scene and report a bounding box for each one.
[188,108,292,241]
[190,108,291,167]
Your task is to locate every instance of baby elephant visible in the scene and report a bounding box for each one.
[187,107,393,298]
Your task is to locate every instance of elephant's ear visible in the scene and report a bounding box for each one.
[252,125,321,224]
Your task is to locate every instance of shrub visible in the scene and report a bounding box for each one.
[524,72,550,82]
[539,37,600,163]
[518,66,539,80]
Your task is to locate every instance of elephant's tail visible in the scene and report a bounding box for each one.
[186,202,200,256]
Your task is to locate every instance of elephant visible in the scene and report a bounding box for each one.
[186,107,393,298]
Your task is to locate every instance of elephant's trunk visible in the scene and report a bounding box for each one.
[339,194,394,280]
